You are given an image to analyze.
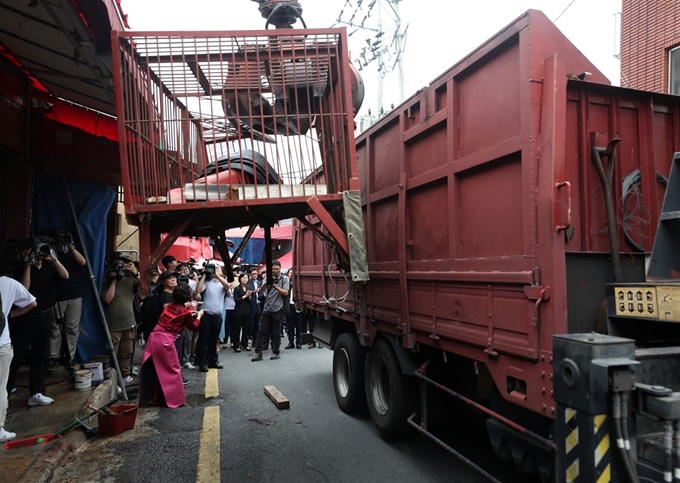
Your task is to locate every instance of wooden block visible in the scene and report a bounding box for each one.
[264,385,290,409]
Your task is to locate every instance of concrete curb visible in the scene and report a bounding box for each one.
[17,369,119,483]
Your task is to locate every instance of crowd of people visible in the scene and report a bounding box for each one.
[113,255,320,409]
[0,235,86,443]
[0,238,321,443]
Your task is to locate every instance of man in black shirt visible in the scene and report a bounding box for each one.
[47,242,86,370]
[8,245,69,406]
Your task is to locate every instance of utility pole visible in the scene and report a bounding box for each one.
[377,0,384,114]
[334,0,408,117]
[391,0,406,103]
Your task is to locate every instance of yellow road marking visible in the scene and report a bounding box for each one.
[594,414,607,434]
[596,463,611,483]
[197,369,221,483]
[197,406,220,483]
[595,433,610,466]
[205,368,219,398]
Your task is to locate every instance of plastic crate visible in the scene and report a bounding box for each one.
[98,404,138,436]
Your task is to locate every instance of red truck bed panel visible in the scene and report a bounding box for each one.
[296,10,680,417]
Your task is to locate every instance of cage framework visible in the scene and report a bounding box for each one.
[111,27,359,272]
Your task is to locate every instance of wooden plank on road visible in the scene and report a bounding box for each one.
[264,385,290,409]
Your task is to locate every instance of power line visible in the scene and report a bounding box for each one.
[554,0,578,23]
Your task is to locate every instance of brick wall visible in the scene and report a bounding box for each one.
[621,0,680,93]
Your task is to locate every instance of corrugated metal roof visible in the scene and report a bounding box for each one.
[0,0,126,115]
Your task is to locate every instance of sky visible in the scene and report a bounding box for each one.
[121,0,622,119]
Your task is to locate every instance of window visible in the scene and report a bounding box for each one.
[670,46,680,95]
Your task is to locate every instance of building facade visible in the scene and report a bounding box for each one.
[621,0,680,94]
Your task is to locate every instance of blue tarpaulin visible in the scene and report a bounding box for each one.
[228,237,265,265]
[32,175,116,362]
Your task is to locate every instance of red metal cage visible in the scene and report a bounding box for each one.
[111,28,358,235]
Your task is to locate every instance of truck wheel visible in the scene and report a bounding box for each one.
[333,333,367,414]
[364,337,415,437]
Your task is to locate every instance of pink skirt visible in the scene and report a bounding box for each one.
[139,327,185,408]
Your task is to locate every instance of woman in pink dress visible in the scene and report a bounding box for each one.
[139,286,203,408]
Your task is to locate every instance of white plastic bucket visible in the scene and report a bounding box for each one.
[74,370,93,391]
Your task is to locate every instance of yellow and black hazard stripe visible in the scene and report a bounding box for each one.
[593,414,611,483]
[565,408,580,482]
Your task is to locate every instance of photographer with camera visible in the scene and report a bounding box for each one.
[176,263,198,370]
[7,240,69,407]
[251,260,289,362]
[47,234,86,371]
[194,262,230,372]
[176,263,197,291]
[102,253,140,385]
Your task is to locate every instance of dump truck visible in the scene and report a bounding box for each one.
[294,10,680,483]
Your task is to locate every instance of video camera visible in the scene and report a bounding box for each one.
[203,260,216,274]
[107,255,131,280]
[54,230,74,254]
[177,274,190,286]
[22,235,54,265]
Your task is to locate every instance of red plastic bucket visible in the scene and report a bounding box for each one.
[98,404,138,436]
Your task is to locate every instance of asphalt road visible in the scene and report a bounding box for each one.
[52,343,542,483]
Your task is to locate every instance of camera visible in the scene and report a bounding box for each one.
[177,274,190,286]
[112,261,128,280]
[55,230,73,254]
[107,255,131,280]
[196,301,204,312]
[204,261,216,274]
[23,251,38,265]
[36,242,51,257]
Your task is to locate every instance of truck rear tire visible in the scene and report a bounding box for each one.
[333,333,367,414]
[364,337,415,438]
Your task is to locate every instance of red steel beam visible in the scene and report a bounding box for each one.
[148,213,196,270]
[306,196,349,255]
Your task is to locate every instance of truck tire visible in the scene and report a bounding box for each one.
[364,337,415,437]
[333,333,367,414]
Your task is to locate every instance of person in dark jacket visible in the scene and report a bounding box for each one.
[247,267,263,343]
[231,273,252,352]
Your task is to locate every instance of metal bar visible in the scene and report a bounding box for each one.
[117,27,346,38]
[230,224,257,264]
[186,60,214,96]
[212,233,233,281]
[61,176,127,400]
[264,225,273,284]
[297,216,338,249]
[137,46,338,65]
[148,214,197,268]
[415,359,556,451]
[406,414,502,483]
[306,196,349,255]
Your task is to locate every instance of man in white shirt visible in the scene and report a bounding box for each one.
[0,276,37,442]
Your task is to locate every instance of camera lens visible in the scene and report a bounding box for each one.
[37,243,51,257]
